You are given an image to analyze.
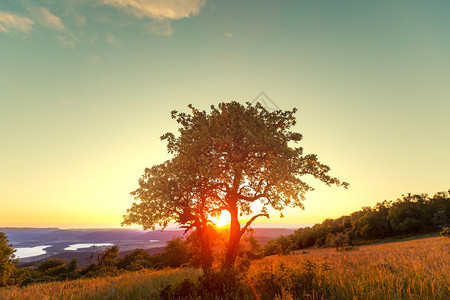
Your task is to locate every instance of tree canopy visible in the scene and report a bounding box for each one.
[0,232,16,286]
[124,101,348,270]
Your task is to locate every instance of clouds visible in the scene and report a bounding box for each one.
[0,10,34,33]
[102,0,206,20]
[57,35,76,48]
[0,6,64,34]
[146,19,173,36]
[30,6,65,31]
[0,0,207,44]
[102,0,206,35]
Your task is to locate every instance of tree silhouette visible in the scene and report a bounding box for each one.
[125,101,348,271]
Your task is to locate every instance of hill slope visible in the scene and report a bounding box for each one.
[1,236,448,299]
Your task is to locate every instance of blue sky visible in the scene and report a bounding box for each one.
[1,0,449,228]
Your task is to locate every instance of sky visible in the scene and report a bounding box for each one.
[1,0,449,229]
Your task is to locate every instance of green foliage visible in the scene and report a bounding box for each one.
[238,229,264,260]
[433,209,448,228]
[0,232,16,286]
[440,226,450,238]
[326,232,349,250]
[79,246,121,278]
[37,258,65,273]
[125,101,348,270]
[162,237,191,268]
[285,190,450,253]
[20,258,80,286]
[97,245,119,268]
[264,235,294,256]
[117,249,155,271]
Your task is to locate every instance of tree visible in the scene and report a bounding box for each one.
[125,101,348,271]
[162,237,191,268]
[326,232,349,250]
[123,160,218,272]
[0,232,16,286]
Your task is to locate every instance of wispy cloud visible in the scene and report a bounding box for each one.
[102,0,206,20]
[106,33,121,46]
[57,35,76,48]
[146,19,173,36]
[0,10,34,33]
[30,6,65,31]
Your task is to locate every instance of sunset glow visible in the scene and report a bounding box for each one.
[212,211,231,228]
[0,0,449,229]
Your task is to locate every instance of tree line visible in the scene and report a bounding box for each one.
[265,190,449,255]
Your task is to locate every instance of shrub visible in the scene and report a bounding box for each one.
[37,258,66,273]
[0,233,16,286]
[440,226,450,238]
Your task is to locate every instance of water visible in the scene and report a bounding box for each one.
[15,245,52,258]
[64,243,114,251]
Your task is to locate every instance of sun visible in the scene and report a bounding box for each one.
[212,211,231,227]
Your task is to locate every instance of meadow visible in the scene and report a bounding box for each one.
[0,236,448,299]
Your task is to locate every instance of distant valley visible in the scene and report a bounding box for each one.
[1,227,295,267]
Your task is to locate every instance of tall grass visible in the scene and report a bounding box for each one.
[248,236,449,299]
[1,237,448,299]
[0,268,201,300]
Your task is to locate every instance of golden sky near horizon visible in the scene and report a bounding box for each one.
[1,0,449,229]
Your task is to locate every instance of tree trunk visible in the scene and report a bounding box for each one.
[199,225,213,273]
[222,206,241,271]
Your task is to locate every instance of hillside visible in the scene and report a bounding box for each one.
[1,236,448,299]
[0,227,295,266]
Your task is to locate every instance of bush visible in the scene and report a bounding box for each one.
[37,258,66,273]
[0,232,16,286]
[440,226,450,238]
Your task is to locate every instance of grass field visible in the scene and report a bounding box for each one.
[248,236,449,299]
[1,236,448,299]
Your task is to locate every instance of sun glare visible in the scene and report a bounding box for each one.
[213,211,231,227]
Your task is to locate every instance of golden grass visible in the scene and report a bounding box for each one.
[0,268,201,300]
[1,237,448,299]
[249,236,450,299]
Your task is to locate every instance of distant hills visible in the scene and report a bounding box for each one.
[0,227,295,266]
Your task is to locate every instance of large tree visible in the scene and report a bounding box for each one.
[125,101,348,271]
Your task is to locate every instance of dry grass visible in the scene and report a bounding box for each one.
[0,268,201,300]
[1,237,448,299]
[249,236,450,299]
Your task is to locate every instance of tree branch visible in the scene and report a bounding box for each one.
[240,213,269,236]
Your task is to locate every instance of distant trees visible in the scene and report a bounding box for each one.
[325,232,349,250]
[124,101,348,271]
[0,232,16,286]
[264,235,295,256]
[263,190,450,252]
